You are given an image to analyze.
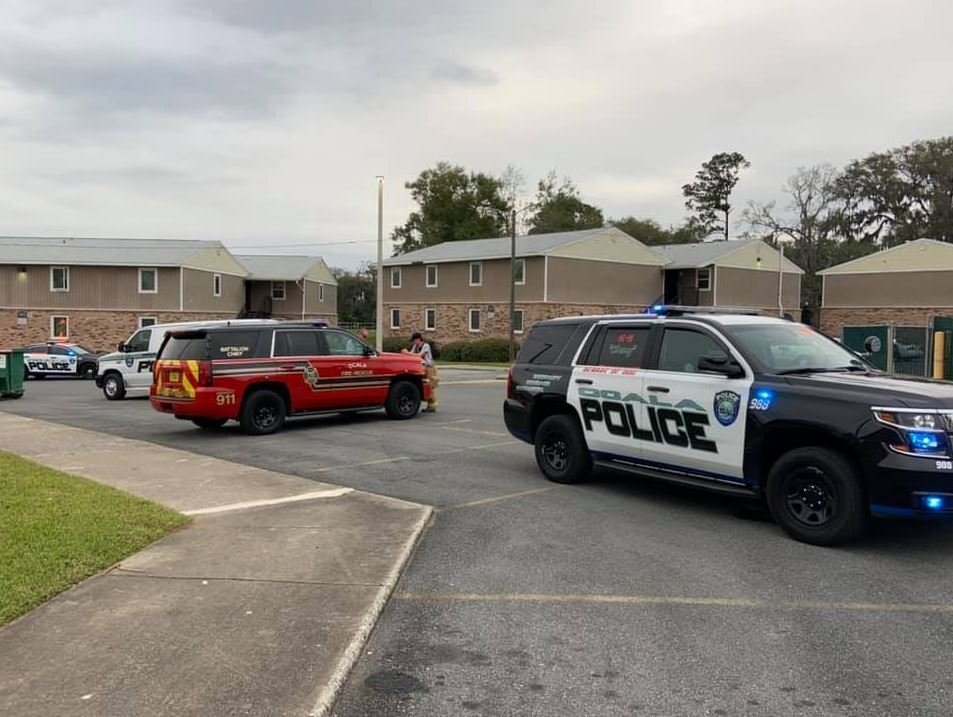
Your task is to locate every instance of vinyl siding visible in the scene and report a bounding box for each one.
[383,257,545,303]
[305,280,337,315]
[0,264,179,310]
[714,266,801,310]
[823,271,953,308]
[182,268,244,313]
[546,257,663,305]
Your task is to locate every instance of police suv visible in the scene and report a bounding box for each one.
[504,307,953,546]
[22,343,100,379]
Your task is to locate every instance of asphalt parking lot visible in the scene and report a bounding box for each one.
[6,374,953,716]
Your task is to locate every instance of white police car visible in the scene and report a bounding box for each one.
[22,343,101,379]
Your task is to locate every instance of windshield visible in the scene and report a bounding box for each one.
[72,345,93,355]
[723,323,870,375]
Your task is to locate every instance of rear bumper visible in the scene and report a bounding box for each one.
[149,387,239,420]
[503,398,533,443]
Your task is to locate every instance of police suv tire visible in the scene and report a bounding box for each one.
[102,372,125,400]
[766,447,867,547]
[240,389,287,435]
[534,414,592,484]
[79,363,97,379]
[385,380,421,420]
[192,418,228,430]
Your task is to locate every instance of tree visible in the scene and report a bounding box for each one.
[682,152,750,240]
[611,216,701,245]
[527,172,604,235]
[832,137,953,245]
[391,162,510,254]
[332,263,376,325]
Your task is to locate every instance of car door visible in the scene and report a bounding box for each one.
[271,329,328,413]
[567,322,652,460]
[123,328,154,389]
[321,330,389,408]
[48,345,80,375]
[639,322,752,485]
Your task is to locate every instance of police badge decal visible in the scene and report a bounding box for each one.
[713,390,741,427]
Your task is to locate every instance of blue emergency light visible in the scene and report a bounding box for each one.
[924,496,945,510]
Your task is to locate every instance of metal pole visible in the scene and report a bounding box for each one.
[778,242,784,317]
[509,208,516,362]
[375,176,384,352]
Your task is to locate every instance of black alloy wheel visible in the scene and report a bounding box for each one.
[534,414,592,484]
[80,363,97,379]
[240,390,287,435]
[385,381,421,420]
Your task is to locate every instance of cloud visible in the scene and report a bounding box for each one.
[431,61,498,87]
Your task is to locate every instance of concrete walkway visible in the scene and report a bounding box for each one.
[0,413,432,717]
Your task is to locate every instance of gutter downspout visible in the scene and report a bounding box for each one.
[299,279,306,319]
[179,267,184,312]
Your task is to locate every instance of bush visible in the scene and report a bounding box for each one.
[382,336,440,359]
[439,338,518,363]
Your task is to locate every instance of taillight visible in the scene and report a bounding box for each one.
[197,360,214,387]
[507,368,515,398]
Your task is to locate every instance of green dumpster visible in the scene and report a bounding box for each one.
[0,349,25,399]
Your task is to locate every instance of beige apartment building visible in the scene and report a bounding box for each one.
[236,254,338,322]
[382,227,668,342]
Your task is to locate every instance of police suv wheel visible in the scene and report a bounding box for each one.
[192,418,228,430]
[534,414,592,484]
[240,389,287,435]
[102,373,126,400]
[385,380,421,420]
[80,363,97,379]
[766,448,867,546]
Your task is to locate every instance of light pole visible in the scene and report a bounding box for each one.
[375,176,384,352]
[509,207,516,362]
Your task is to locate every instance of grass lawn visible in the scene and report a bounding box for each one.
[0,452,189,626]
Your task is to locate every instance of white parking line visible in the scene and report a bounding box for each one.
[183,488,353,516]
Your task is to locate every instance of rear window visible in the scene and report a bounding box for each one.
[516,324,581,366]
[160,330,263,360]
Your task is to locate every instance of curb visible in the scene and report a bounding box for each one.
[308,505,434,717]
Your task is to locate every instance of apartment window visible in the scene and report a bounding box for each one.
[426,265,438,288]
[390,308,401,329]
[50,315,69,339]
[138,268,157,294]
[391,267,402,289]
[425,308,436,331]
[271,281,286,300]
[469,308,481,332]
[514,259,526,285]
[697,268,712,292]
[469,262,483,287]
[513,309,525,334]
[213,273,222,297]
[139,317,157,328]
[50,266,69,292]
[319,284,325,302]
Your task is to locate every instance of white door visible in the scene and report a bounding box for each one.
[638,325,753,485]
[123,328,155,389]
[567,323,652,460]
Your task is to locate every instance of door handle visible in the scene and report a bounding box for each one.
[575,378,594,385]
[646,385,670,393]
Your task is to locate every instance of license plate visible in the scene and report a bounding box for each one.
[168,371,180,382]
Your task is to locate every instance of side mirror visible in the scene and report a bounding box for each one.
[117,341,126,352]
[698,352,744,378]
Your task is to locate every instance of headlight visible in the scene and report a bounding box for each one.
[872,409,944,431]
[873,407,951,458]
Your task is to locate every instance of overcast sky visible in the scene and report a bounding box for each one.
[2,0,951,268]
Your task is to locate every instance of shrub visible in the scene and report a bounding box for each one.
[440,338,517,363]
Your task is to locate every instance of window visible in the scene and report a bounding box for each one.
[469,308,481,332]
[325,331,364,356]
[49,345,71,356]
[139,317,157,328]
[391,267,402,288]
[513,309,525,334]
[273,330,321,357]
[126,329,151,353]
[469,262,483,287]
[697,267,712,292]
[138,268,157,294]
[50,315,69,339]
[426,265,438,288]
[271,281,286,301]
[514,259,525,286]
[516,324,581,365]
[723,323,865,375]
[213,273,222,297]
[50,266,69,292]
[657,328,725,373]
[596,326,651,368]
[319,284,325,302]
[391,308,401,329]
[425,308,436,331]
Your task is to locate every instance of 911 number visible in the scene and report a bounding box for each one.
[936,460,953,471]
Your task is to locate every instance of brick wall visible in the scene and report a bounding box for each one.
[820,307,953,337]
[0,309,241,353]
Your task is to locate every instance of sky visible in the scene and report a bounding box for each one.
[2,0,952,269]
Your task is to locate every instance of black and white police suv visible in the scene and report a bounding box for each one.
[504,307,953,546]
[21,343,101,379]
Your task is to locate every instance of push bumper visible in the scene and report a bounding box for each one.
[866,450,953,517]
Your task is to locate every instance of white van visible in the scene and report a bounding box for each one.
[95,319,277,400]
